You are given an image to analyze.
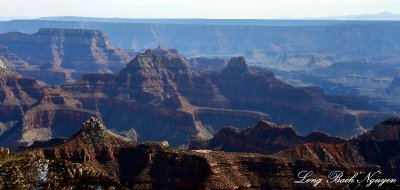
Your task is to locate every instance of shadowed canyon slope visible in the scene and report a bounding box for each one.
[1,116,397,189]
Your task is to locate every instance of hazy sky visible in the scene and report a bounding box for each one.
[1,0,400,19]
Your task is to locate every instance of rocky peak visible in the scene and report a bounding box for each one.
[75,117,133,146]
[152,45,182,58]
[80,117,106,133]
[221,56,250,75]
[79,117,108,146]
[127,47,189,70]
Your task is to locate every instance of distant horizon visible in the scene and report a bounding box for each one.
[1,0,400,20]
[2,11,400,22]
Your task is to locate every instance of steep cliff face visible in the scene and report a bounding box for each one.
[190,120,346,153]
[0,28,132,84]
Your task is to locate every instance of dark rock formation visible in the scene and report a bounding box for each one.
[190,120,346,153]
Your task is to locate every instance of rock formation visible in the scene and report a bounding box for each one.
[26,117,135,179]
[0,65,98,148]
[59,49,295,147]
[62,47,271,146]
[58,47,393,145]
[0,28,133,84]
[209,56,392,137]
[0,45,393,148]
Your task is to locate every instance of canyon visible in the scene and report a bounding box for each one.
[0,17,398,190]
[0,41,394,148]
[1,20,399,113]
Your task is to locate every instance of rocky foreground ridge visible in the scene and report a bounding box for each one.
[0,116,397,189]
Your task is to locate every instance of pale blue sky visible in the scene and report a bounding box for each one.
[1,0,400,19]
